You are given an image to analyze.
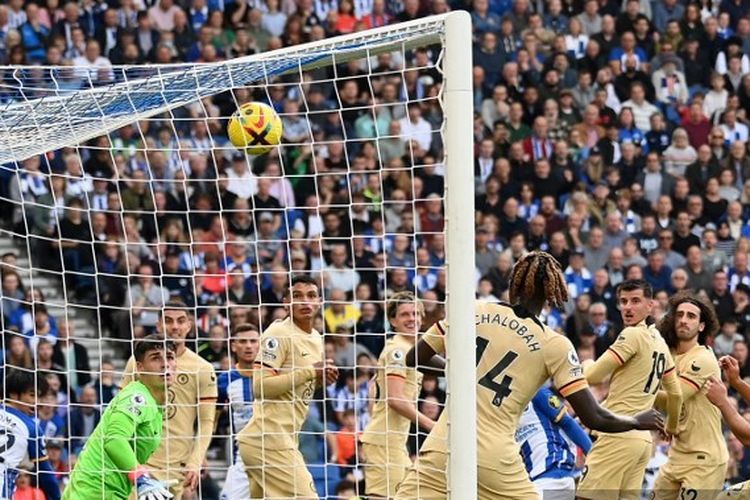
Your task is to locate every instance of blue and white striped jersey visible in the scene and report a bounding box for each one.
[515,387,582,481]
[0,405,48,498]
[218,368,254,460]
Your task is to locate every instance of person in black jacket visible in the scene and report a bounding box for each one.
[51,317,91,396]
[685,144,722,194]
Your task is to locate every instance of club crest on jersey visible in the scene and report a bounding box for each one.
[391,349,405,364]
[177,374,189,385]
[548,394,562,409]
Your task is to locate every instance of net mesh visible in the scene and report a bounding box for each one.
[0,17,451,498]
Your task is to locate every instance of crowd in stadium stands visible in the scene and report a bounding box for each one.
[4,0,750,496]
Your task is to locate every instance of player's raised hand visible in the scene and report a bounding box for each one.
[719,356,741,386]
[324,358,339,386]
[632,408,664,432]
[704,375,730,407]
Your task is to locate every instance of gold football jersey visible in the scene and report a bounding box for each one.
[669,344,728,465]
[361,334,423,446]
[238,317,323,450]
[420,302,587,470]
[121,347,218,467]
[601,321,675,440]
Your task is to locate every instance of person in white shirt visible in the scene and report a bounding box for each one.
[7,0,26,29]
[72,39,113,82]
[721,109,749,145]
[260,0,287,37]
[323,244,360,294]
[703,72,729,121]
[564,17,589,59]
[63,154,93,200]
[226,154,258,199]
[621,82,659,131]
[398,104,433,152]
[148,0,182,32]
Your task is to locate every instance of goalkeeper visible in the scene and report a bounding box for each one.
[63,335,176,500]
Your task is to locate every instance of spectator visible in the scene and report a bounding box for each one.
[325,288,361,333]
[636,152,675,205]
[729,250,750,291]
[682,245,713,292]
[653,0,685,34]
[686,145,722,193]
[5,334,33,369]
[721,109,749,145]
[51,317,91,393]
[117,263,170,338]
[576,0,601,36]
[722,141,750,188]
[587,301,618,356]
[663,128,698,177]
[564,250,592,299]
[644,249,673,292]
[67,386,100,455]
[398,104,433,152]
[622,82,660,131]
[716,317,745,356]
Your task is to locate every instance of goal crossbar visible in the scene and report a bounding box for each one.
[0,15,446,165]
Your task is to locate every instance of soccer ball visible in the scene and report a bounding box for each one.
[227,102,283,155]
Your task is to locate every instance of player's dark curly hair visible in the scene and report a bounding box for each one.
[657,291,720,349]
[509,251,569,308]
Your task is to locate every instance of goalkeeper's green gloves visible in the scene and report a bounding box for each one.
[129,466,177,500]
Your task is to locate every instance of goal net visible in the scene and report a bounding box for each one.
[0,11,474,499]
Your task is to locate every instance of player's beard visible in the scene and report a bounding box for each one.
[677,326,698,342]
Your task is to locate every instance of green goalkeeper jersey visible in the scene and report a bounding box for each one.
[63,380,164,500]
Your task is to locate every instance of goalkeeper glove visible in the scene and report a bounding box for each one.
[129,466,175,500]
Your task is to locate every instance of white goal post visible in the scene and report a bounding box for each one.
[0,11,476,498]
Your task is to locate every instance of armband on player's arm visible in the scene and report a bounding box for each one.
[660,368,683,434]
[253,365,316,399]
[583,350,622,385]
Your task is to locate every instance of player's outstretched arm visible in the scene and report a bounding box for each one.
[405,339,447,375]
[655,376,698,413]
[719,355,750,404]
[582,351,621,385]
[659,368,682,435]
[105,410,174,499]
[405,338,437,369]
[705,375,750,446]
[557,413,593,454]
[385,374,436,431]
[184,367,218,490]
[567,388,664,433]
[253,365,315,398]
[253,360,336,399]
